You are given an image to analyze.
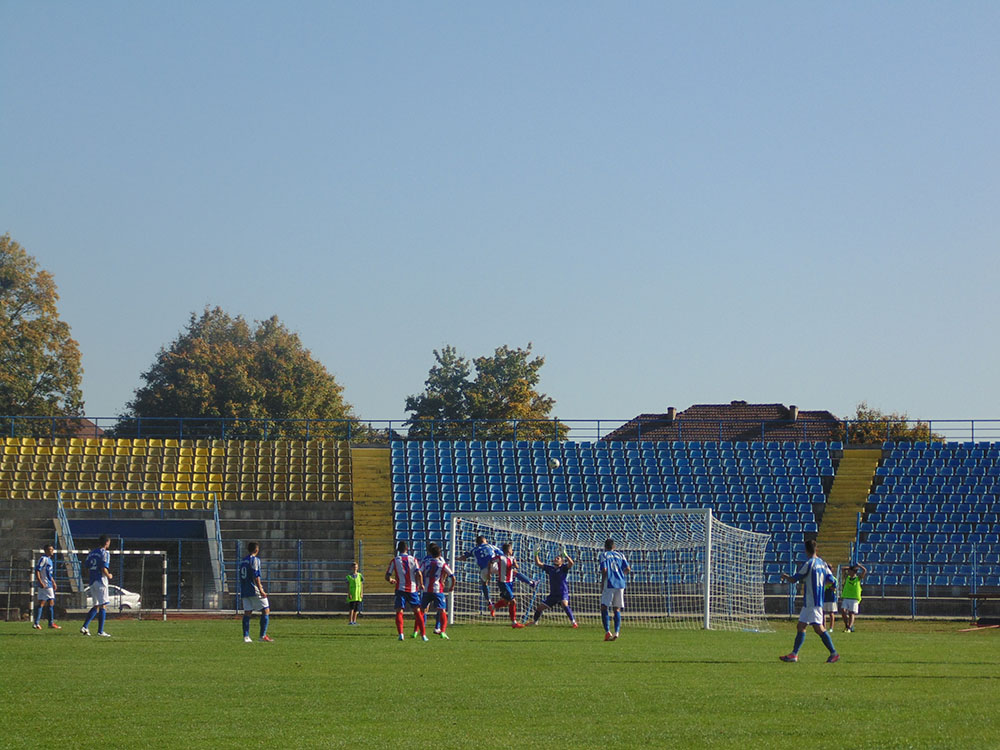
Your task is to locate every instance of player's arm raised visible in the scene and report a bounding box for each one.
[563,548,574,568]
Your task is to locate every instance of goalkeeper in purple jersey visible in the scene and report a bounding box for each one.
[779,538,840,663]
[528,548,578,628]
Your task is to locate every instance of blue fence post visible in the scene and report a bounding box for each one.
[971,541,978,621]
[296,539,303,615]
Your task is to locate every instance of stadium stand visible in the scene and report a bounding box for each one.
[0,437,352,505]
[390,439,838,583]
[857,441,1000,593]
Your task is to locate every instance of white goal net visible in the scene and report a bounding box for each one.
[448,509,771,632]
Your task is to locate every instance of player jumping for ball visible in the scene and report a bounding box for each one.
[528,547,578,628]
[460,535,534,615]
[493,542,526,628]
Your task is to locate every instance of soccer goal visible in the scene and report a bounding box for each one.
[448,509,772,632]
[35,548,168,622]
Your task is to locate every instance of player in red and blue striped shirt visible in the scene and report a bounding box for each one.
[492,543,526,629]
[386,541,425,641]
[420,543,455,639]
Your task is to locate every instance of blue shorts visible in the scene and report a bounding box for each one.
[421,592,446,610]
[544,592,567,607]
[394,590,421,610]
[497,582,514,601]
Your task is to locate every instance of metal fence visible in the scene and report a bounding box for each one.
[226,539,361,614]
[3,414,1000,445]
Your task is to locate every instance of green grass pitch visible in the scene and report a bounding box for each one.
[1,617,997,749]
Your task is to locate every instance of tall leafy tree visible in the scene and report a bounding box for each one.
[405,343,566,440]
[121,307,355,438]
[840,401,941,445]
[0,234,84,432]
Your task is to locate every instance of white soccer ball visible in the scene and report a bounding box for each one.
[548,458,561,470]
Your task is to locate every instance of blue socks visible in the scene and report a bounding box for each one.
[601,606,610,632]
[83,607,97,628]
[46,605,54,625]
[242,615,251,637]
[792,631,806,654]
[34,605,42,626]
[479,583,491,604]
[260,613,269,639]
[613,610,621,633]
[564,605,575,622]
[820,631,836,654]
[98,609,106,633]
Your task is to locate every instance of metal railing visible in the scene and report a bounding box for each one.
[3,414,1000,445]
[228,539,362,614]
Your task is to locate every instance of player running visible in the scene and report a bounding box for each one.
[492,542,525,628]
[599,538,630,641]
[528,547,578,628]
[779,539,840,663]
[239,541,273,643]
[386,541,426,641]
[420,542,455,640]
[81,535,113,637]
[33,544,60,630]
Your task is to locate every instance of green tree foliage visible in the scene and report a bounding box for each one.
[0,234,84,432]
[840,401,941,445]
[121,307,355,438]
[405,344,567,440]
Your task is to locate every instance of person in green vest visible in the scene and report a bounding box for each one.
[839,563,867,632]
[346,561,364,625]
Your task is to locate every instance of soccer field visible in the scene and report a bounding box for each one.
[1,618,996,749]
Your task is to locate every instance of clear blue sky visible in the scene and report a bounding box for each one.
[3,2,998,425]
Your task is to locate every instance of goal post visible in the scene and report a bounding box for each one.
[32,548,168,622]
[447,509,772,632]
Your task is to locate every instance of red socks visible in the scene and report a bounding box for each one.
[395,611,405,635]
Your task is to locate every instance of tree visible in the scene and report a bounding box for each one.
[839,401,941,445]
[0,234,84,433]
[405,343,567,440]
[119,307,355,438]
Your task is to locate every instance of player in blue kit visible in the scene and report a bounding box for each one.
[599,538,630,641]
[459,536,502,613]
[239,542,272,643]
[33,544,60,630]
[779,539,839,663]
[528,547,578,628]
[81,535,112,637]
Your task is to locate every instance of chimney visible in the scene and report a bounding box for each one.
[789,405,799,422]
[666,406,677,422]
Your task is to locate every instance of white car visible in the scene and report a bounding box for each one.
[86,585,142,610]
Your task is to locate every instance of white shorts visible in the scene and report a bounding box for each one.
[37,587,55,601]
[823,601,838,613]
[841,599,859,613]
[242,595,270,612]
[798,606,824,625]
[479,567,493,585]
[88,580,110,607]
[601,588,625,609]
